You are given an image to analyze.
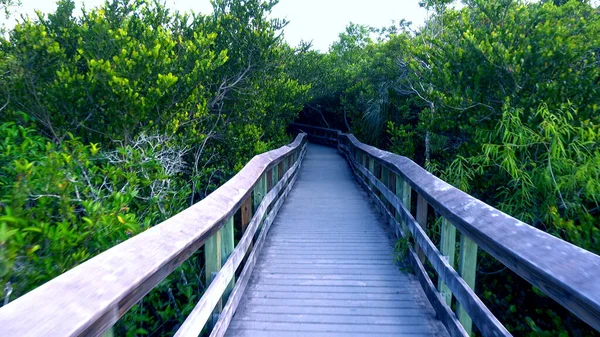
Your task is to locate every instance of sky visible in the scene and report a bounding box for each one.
[2,0,429,51]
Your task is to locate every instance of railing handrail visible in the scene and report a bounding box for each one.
[292,123,600,334]
[0,133,307,337]
[342,133,600,329]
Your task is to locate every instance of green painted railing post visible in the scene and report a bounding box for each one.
[253,174,267,236]
[283,156,289,174]
[204,228,222,314]
[395,175,411,238]
[273,164,279,185]
[253,175,266,213]
[415,194,428,263]
[101,327,114,337]
[221,217,234,302]
[368,157,375,190]
[438,218,457,306]
[458,234,478,336]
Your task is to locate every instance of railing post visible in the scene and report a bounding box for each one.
[101,327,114,337]
[272,164,279,187]
[204,228,222,314]
[266,168,274,191]
[253,175,266,213]
[458,234,478,336]
[395,175,411,238]
[415,194,428,263]
[220,217,235,302]
[368,157,375,190]
[241,195,254,258]
[438,218,457,306]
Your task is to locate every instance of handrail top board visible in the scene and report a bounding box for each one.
[0,133,307,337]
[338,132,600,329]
[290,123,342,134]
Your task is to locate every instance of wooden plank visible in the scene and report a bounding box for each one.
[205,228,223,314]
[241,197,253,234]
[100,327,114,337]
[253,175,266,213]
[273,165,279,187]
[439,218,457,307]
[339,133,600,331]
[416,194,428,263]
[176,144,307,337]
[209,146,306,337]
[0,135,307,337]
[457,235,478,336]
[278,161,284,181]
[338,144,510,337]
[395,175,410,240]
[221,217,235,302]
[408,249,469,337]
[227,144,447,337]
[266,168,273,191]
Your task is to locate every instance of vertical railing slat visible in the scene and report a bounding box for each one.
[394,175,409,238]
[204,228,222,317]
[221,217,235,302]
[415,194,428,263]
[438,218,457,306]
[253,175,265,213]
[458,234,478,336]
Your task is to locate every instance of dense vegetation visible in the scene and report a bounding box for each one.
[290,0,599,335]
[0,0,308,334]
[1,0,598,335]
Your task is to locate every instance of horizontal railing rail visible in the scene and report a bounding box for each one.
[0,133,308,337]
[292,123,600,337]
[289,123,340,146]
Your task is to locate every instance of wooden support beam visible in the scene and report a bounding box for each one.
[220,217,235,302]
[253,175,266,213]
[368,157,375,190]
[278,162,284,181]
[394,175,409,239]
[458,234,478,336]
[101,327,114,337]
[416,193,428,263]
[266,169,273,191]
[241,196,253,235]
[204,229,222,314]
[240,195,254,263]
[439,218,457,306]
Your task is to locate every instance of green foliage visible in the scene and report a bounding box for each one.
[0,121,190,302]
[0,0,309,334]
[291,0,600,335]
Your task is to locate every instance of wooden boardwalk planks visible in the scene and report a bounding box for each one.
[225,144,449,337]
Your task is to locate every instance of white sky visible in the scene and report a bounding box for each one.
[2,0,429,51]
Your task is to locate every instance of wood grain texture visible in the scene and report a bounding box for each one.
[339,143,510,337]
[458,235,478,335]
[175,144,307,337]
[209,146,307,337]
[225,144,449,337]
[339,133,600,332]
[439,218,457,306]
[0,134,307,337]
[416,194,428,263]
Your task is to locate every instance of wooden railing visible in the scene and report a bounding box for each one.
[289,123,339,146]
[0,134,308,337]
[292,124,600,337]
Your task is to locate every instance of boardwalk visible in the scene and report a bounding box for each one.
[226,144,449,337]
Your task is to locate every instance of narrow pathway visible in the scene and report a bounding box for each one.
[226,144,449,337]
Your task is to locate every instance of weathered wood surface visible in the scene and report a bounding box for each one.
[339,133,600,332]
[0,134,306,337]
[225,144,449,337]
[176,145,307,337]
